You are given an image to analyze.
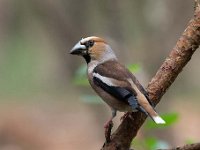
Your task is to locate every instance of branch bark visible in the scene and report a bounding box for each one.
[162,143,200,150]
[102,1,200,150]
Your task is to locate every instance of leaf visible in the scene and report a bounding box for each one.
[145,137,158,150]
[144,112,179,130]
[127,64,141,73]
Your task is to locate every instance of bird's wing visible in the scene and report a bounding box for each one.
[93,75,148,114]
[95,60,154,106]
[92,60,151,113]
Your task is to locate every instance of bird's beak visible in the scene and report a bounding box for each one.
[70,41,87,55]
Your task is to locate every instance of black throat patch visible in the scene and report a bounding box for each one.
[83,54,91,64]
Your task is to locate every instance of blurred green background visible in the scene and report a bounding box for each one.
[0,0,199,150]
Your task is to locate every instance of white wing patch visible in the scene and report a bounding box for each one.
[93,73,117,87]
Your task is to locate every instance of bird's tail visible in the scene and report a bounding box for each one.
[151,114,165,124]
[141,105,165,124]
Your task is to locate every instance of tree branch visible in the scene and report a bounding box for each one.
[161,143,200,150]
[102,1,200,150]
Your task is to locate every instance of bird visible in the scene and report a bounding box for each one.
[70,36,165,128]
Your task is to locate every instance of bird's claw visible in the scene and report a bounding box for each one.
[104,120,113,143]
[104,120,113,129]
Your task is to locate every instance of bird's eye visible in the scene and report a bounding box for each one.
[89,40,95,47]
[86,40,94,47]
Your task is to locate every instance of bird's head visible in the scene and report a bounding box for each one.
[70,36,116,63]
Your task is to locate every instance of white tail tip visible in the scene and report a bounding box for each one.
[152,116,166,124]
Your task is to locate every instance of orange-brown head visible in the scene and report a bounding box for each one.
[70,36,117,63]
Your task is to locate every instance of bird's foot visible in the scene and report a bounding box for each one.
[104,119,113,129]
[104,120,113,143]
[120,112,133,121]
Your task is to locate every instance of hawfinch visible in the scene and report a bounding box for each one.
[70,36,165,128]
